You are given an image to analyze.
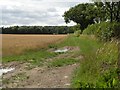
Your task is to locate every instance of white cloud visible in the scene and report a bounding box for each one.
[0,0,90,27]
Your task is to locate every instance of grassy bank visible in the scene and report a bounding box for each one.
[54,35,119,88]
[69,36,119,88]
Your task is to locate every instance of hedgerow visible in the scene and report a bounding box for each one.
[83,22,120,41]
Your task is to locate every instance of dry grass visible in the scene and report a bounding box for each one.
[2,34,67,56]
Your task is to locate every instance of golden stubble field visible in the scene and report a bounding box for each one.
[2,34,67,56]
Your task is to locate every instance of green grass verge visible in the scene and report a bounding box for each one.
[70,37,119,88]
[54,35,119,88]
[48,58,79,68]
[58,35,102,54]
[2,49,57,66]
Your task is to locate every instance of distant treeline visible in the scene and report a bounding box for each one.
[1,26,74,34]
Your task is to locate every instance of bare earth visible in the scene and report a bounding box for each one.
[2,46,82,88]
[3,62,78,88]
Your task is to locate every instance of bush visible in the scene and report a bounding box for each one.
[83,23,99,35]
[96,22,114,41]
[83,22,120,41]
[112,22,120,38]
[74,30,81,37]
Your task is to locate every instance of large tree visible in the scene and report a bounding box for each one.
[63,3,105,32]
[93,0,120,22]
[63,1,120,32]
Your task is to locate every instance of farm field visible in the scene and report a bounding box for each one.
[1,0,120,88]
[2,34,119,88]
[2,34,67,56]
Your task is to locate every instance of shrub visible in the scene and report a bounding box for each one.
[83,23,99,35]
[83,22,120,41]
[74,30,81,37]
[96,22,114,41]
[112,22,120,38]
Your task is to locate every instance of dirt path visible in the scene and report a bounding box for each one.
[2,46,82,88]
[3,63,78,88]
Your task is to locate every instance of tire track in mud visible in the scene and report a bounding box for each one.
[2,46,82,88]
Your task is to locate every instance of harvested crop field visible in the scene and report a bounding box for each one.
[2,34,67,56]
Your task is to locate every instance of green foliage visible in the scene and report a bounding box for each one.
[74,30,81,37]
[112,22,120,38]
[95,22,114,41]
[83,22,120,41]
[59,35,101,56]
[96,69,119,88]
[71,38,119,88]
[63,3,96,30]
[83,23,100,35]
[2,50,57,67]
[48,58,79,68]
[94,1,120,22]
[48,44,57,49]
[63,1,120,33]
[1,26,74,34]
[70,24,82,37]
[71,24,81,31]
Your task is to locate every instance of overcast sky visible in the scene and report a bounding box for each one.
[0,0,91,27]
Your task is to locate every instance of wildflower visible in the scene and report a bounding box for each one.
[103,43,107,46]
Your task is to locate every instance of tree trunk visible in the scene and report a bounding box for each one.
[110,2,114,22]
